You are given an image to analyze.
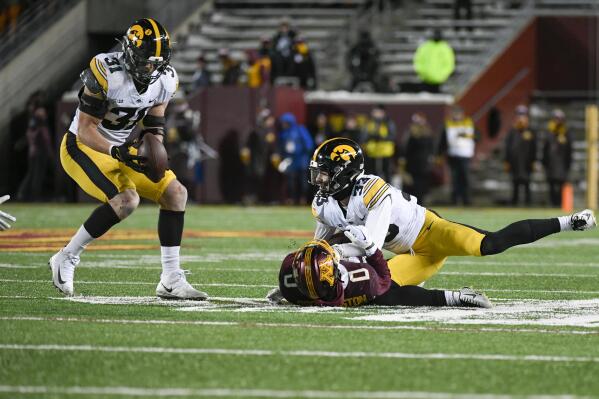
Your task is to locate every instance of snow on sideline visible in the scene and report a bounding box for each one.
[0,315,596,335]
[0,385,592,399]
[1,344,598,363]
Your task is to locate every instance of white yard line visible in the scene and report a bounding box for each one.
[0,315,596,335]
[0,279,273,288]
[1,343,598,363]
[0,385,591,399]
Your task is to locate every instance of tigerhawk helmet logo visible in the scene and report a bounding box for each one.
[330,145,357,162]
[128,24,144,47]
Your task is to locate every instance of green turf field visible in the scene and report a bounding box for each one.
[0,204,598,398]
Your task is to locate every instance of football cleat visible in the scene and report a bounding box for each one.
[458,287,492,308]
[156,270,208,300]
[48,249,79,296]
[570,209,597,231]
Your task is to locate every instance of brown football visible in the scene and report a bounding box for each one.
[137,133,168,182]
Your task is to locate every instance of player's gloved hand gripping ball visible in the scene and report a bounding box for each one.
[343,225,377,256]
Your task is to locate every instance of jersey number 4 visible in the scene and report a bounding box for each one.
[101,107,149,131]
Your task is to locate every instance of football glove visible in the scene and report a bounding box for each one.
[0,195,16,231]
[266,288,285,305]
[343,225,376,256]
[110,143,147,173]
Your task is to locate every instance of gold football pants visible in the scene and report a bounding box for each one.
[387,210,485,286]
[60,132,176,203]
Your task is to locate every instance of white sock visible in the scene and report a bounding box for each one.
[444,290,461,306]
[558,215,572,231]
[161,246,181,278]
[64,226,94,256]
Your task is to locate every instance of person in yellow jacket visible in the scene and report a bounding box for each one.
[363,104,396,182]
[413,29,455,93]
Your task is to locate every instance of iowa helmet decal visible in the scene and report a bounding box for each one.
[122,18,171,85]
[309,137,364,196]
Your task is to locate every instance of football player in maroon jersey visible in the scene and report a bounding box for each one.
[269,225,491,308]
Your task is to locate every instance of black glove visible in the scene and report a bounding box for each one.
[110,143,147,173]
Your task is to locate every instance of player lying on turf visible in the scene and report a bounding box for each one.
[48,18,206,299]
[267,225,491,307]
[307,137,596,288]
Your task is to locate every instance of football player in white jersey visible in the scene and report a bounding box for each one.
[308,137,596,288]
[49,18,207,299]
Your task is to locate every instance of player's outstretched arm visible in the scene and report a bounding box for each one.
[0,195,16,231]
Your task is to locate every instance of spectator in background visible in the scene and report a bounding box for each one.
[190,54,211,91]
[401,112,435,205]
[293,37,317,90]
[311,112,332,146]
[505,105,537,206]
[347,30,380,92]
[219,48,242,85]
[241,108,274,204]
[413,29,455,93]
[164,97,199,193]
[542,108,573,207]
[363,104,396,182]
[341,114,363,145]
[246,47,271,88]
[278,112,314,204]
[270,19,297,84]
[453,0,473,33]
[17,91,54,202]
[438,105,478,206]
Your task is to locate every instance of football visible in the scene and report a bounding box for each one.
[137,133,168,183]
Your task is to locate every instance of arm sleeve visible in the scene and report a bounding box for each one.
[333,194,392,258]
[314,220,336,241]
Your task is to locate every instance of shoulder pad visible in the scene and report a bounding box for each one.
[80,68,104,95]
[362,177,390,209]
[88,56,109,93]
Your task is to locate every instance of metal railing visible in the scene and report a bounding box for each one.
[0,0,81,69]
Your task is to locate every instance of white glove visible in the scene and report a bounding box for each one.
[266,287,285,305]
[0,195,16,231]
[343,225,376,256]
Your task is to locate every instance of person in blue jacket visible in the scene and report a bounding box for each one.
[278,112,314,204]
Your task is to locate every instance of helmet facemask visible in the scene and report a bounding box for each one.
[122,37,171,86]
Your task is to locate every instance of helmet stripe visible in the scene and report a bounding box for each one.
[147,18,161,58]
[303,246,317,299]
[311,137,342,161]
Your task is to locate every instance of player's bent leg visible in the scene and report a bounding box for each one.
[156,180,208,300]
[108,189,140,220]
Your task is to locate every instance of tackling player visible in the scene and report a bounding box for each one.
[308,137,596,288]
[49,19,207,299]
[268,225,491,308]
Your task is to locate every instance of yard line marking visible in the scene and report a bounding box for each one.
[0,385,593,399]
[0,385,592,399]
[0,315,596,335]
[1,344,599,363]
[0,279,274,288]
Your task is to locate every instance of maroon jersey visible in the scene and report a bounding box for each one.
[278,249,391,307]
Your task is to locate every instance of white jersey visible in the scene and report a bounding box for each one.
[312,174,426,257]
[445,118,476,158]
[68,51,179,146]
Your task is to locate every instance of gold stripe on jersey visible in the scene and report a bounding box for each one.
[362,177,386,207]
[367,183,390,209]
[147,18,161,58]
[96,59,107,78]
[89,57,108,92]
[362,177,378,197]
